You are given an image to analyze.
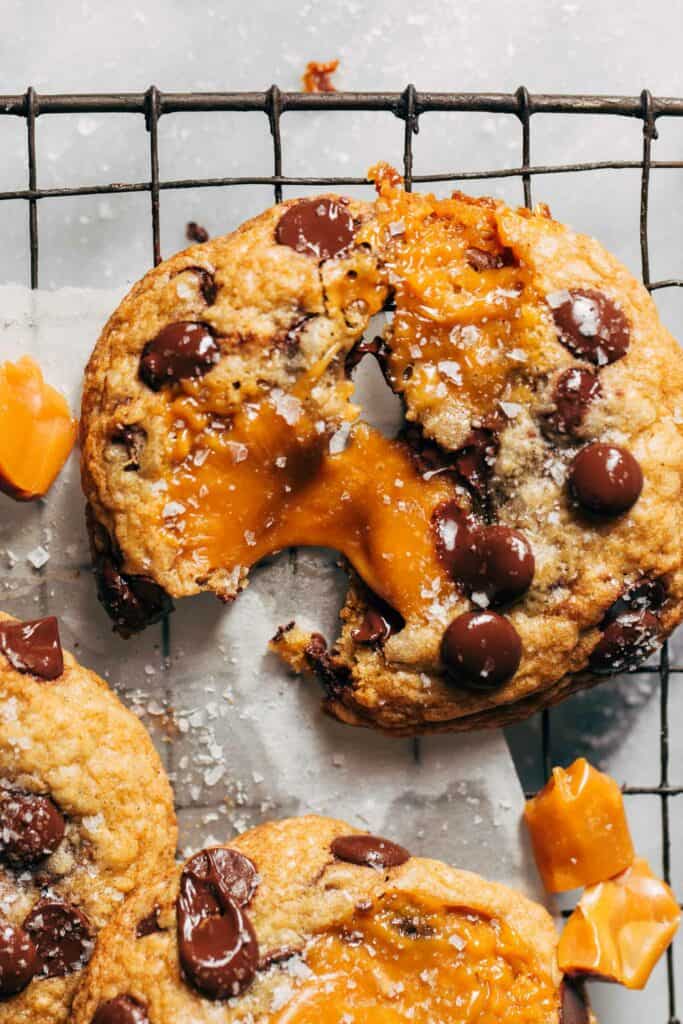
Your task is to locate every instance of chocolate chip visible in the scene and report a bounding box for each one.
[431,501,482,580]
[465,246,514,271]
[549,289,630,365]
[441,611,522,691]
[0,918,39,997]
[0,617,63,680]
[110,424,147,472]
[543,368,601,436]
[136,908,162,938]
[431,504,534,606]
[95,556,173,637]
[393,914,435,939]
[0,792,65,866]
[559,977,590,1024]
[24,899,93,978]
[92,995,149,1024]
[276,198,355,261]
[590,610,660,674]
[602,578,666,626]
[177,848,259,1000]
[477,526,535,605]
[186,222,210,244]
[276,313,315,358]
[331,834,410,869]
[183,848,258,909]
[569,442,643,516]
[173,266,218,306]
[352,592,404,646]
[139,322,219,391]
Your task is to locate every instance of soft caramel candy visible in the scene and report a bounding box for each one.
[525,758,634,892]
[0,356,77,501]
[558,857,680,989]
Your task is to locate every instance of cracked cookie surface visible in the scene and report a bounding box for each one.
[0,612,177,1023]
[81,168,683,733]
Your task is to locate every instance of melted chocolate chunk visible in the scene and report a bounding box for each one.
[276,313,315,358]
[549,288,630,365]
[352,593,404,646]
[441,611,522,691]
[110,424,147,472]
[331,834,410,869]
[95,555,173,637]
[543,368,601,436]
[453,427,500,503]
[302,632,351,699]
[465,246,514,271]
[0,617,63,680]
[403,424,499,506]
[24,899,93,978]
[186,222,210,244]
[0,918,39,997]
[590,578,666,674]
[92,995,149,1024]
[569,442,643,516]
[136,907,162,939]
[139,322,219,391]
[276,198,355,261]
[345,335,389,377]
[177,848,259,1000]
[431,504,534,606]
[590,610,660,674]
[559,977,590,1024]
[0,792,65,866]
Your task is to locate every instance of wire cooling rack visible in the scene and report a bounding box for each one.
[0,84,680,1020]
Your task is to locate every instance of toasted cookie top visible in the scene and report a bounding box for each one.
[81,166,683,733]
[72,815,590,1024]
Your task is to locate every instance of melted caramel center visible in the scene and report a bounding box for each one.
[268,893,556,1023]
[160,169,543,619]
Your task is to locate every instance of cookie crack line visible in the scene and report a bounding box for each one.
[80,162,683,733]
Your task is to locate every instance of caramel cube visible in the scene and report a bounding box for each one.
[0,356,77,502]
[524,758,634,892]
[558,857,680,989]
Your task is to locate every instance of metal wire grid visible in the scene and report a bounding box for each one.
[0,84,680,1019]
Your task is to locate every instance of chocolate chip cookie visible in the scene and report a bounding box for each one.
[80,164,683,733]
[0,613,177,1023]
[72,815,592,1023]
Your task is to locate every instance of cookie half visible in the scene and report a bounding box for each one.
[72,814,592,1023]
[0,613,177,1023]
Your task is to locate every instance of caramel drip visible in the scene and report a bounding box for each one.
[267,893,556,1023]
[167,396,457,621]
[159,169,546,619]
[367,164,548,426]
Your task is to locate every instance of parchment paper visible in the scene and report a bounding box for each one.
[0,283,542,899]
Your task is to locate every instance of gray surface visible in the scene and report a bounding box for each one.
[1,0,682,1016]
